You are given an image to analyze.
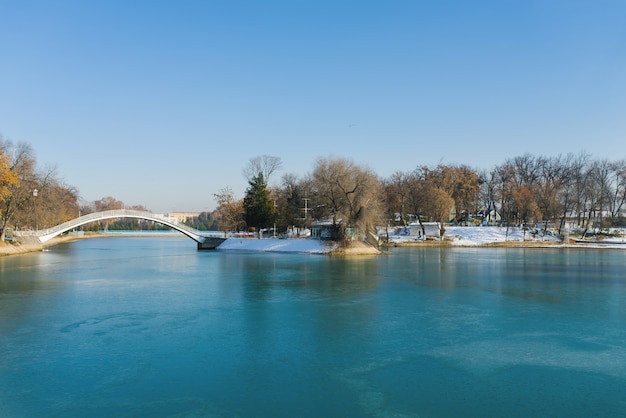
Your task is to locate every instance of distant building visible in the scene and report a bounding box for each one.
[475,209,501,225]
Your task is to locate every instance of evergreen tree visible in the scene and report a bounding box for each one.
[243,173,274,234]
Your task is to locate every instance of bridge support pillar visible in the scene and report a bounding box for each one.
[197,237,227,250]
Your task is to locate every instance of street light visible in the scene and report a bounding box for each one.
[32,189,39,230]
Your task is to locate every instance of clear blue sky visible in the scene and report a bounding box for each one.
[1,0,625,213]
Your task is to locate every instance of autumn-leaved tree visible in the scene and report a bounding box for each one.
[512,187,541,226]
[420,164,480,223]
[214,187,245,232]
[424,186,455,237]
[94,196,124,211]
[0,150,19,240]
[0,140,39,240]
[16,178,79,231]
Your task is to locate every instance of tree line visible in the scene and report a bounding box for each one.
[216,153,626,241]
[2,134,624,242]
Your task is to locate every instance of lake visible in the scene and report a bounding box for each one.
[1,237,625,417]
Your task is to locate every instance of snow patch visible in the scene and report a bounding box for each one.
[218,238,337,254]
[387,226,561,246]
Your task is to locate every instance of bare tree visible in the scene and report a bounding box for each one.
[556,152,590,235]
[383,171,413,226]
[271,173,314,233]
[493,162,517,235]
[311,156,382,242]
[580,160,606,236]
[242,155,283,184]
[478,168,500,225]
[405,167,430,235]
[605,160,626,226]
[509,153,541,187]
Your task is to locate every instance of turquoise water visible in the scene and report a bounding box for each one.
[1,237,626,417]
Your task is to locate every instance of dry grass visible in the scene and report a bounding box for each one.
[329,240,382,255]
[0,242,42,256]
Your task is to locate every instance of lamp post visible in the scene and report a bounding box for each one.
[32,189,39,230]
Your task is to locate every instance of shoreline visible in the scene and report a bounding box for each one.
[0,232,106,257]
[2,233,624,258]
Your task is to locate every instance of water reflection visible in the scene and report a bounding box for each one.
[212,253,384,364]
[0,252,69,335]
[216,253,382,300]
[383,247,626,310]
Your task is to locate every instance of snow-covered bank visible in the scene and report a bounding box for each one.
[385,225,560,246]
[440,226,561,246]
[388,225,626,248]
[216,226,626,253]
[217,238,338,254]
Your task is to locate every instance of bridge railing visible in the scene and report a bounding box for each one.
[32,210,126,237]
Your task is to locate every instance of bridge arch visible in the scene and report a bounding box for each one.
[24,210,225,248]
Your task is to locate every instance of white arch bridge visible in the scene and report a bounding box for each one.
[15,209,227,250]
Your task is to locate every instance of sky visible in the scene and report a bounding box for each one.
[1,0,625,213]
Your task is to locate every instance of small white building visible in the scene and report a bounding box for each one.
[310,220,340,240]
[477,209,501,226]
